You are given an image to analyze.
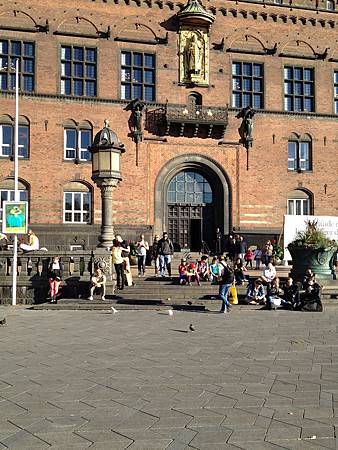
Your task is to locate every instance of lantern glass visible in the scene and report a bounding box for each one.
[92,152,99,172]
[99,151,110,171]
[111,151,120,172]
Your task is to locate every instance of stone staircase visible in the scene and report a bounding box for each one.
[32,266,338,311]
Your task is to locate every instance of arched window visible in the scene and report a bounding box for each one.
[63,181,92,224]
[287,189,312,215]
[188,92,202,108]
[0,115,29,158]
[167,171,213,204]
[63,119,92,162]
[288,133,312,172]
[0,178,29,223]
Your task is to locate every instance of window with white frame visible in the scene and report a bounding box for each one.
[64,186,91,224]
[0,124,29,158]
[287,198,310,215]
[64,128,91,161]
[288,139,311,171]
[287,189,312,215]
[0,188,28,223]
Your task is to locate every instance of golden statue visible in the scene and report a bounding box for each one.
[179,28,209,85]
[184,32,204,79]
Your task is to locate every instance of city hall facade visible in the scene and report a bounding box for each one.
[0,0,337,251]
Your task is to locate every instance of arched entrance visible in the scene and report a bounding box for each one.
[154,154,231,252]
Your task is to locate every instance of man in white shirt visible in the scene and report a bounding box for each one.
[261,262,277,284]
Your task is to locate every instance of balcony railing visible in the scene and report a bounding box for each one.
[165,104,228,138]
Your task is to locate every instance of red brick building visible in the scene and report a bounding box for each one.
[0,0,337,250]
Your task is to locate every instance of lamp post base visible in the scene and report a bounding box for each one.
[96,178,119,249]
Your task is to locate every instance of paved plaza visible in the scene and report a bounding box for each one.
[0,307,338,450]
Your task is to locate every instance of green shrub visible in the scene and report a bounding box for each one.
[288,220,337,250]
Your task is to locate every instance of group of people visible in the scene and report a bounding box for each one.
[175,247,323,314]
[225,234,275,269]
[0,229,40,252]
[244,266,322,312]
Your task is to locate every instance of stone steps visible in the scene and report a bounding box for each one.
[31,275,338,311]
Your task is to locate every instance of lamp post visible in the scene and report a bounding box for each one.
[89,120,125,248]
[1,59,20,305]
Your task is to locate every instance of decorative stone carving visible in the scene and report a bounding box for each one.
[236,106,255,149]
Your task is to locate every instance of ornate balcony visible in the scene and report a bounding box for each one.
[165,104,228,139]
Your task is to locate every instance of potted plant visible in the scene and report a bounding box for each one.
[288,220,337,281]
[272,243,283,265]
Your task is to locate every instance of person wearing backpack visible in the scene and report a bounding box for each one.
[218,257,234,314]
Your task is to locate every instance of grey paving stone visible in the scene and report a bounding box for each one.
[1,309,338,449]
[189,426,232,446]
[228,426,267,443]
[0,429,51,449]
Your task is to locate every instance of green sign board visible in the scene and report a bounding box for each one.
[2,201,28,235]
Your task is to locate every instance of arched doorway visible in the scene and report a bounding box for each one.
[154,154,231,252]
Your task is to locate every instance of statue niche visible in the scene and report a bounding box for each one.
[180,28,209,85]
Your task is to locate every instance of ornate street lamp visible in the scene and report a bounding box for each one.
[89,120,125,248]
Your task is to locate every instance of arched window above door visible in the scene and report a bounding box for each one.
[167,170,212,205]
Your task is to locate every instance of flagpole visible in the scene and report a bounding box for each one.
[12,58,19,306]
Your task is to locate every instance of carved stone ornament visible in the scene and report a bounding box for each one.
[93,255,112,275]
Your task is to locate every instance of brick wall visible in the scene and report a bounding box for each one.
[0,0,337,245]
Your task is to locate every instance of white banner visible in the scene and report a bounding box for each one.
[283,215,338,261]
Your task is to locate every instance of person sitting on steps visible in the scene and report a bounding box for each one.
[88,268,106,301]
[178,258,189,285]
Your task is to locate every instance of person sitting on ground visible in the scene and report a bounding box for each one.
[298,276,323,312]
[282,277,300,309]
[178,258,188,285]
[245,279,266,305]
[254,246,262,270]
[267,277,284,310]
[302,268,315,288]
[48,256,64,303]
[244,247,254,269]
[210,257,221,283]
[0,232,8,250]
[187,261,200,286]
[234,258,248,285]
[19,229,39,252]
[260,262,277,286]
[197,255,210,281]
[88,268,107,301]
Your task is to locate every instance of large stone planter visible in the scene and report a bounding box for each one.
[288,246,336,281]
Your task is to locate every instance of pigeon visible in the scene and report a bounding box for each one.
[168,309,174,317]
[189,324,195,332]
[111,306,118,314]
[0,317,7,326]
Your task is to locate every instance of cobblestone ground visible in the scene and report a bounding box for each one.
[0,307,338,450]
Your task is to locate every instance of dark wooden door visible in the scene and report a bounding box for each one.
[167,204,203,250]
